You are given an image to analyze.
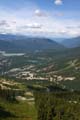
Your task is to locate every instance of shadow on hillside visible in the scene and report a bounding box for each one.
[0,106,16,118]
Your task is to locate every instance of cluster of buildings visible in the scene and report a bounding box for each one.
[50,75,75,82]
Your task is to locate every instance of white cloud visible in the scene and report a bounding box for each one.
[20,23,42,29]
[54,0,63,5]
[0,20,10,27]
[0,7,80,38]
[54,12,64,17]
[0,17,80,38]
[35,9,46,17]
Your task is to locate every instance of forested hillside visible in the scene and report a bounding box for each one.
[35,92,80,120]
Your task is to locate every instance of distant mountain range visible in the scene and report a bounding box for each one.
[0,34,64,52]
[0,40,17,51]
[61,36,80,48]
[0,34,29,41]
[0,34,80,52]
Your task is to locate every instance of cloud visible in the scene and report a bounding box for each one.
[0,8,79,38]
[0,17,80,38]
[0,20,9,27]
[54,0,63,5]
[54,12,64,17]
[20,23,42,29]
[35,9,46,17]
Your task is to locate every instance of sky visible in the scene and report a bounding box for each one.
[0,0,80,38]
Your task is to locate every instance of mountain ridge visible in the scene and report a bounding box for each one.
[61,36,80,48]
[0,34,65,52]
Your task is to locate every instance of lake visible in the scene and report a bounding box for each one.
[0,51,25,57]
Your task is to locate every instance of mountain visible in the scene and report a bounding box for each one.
[0,34,64,52]
[12,38,65,51]
[61,36,80,48]
[0,34,27,41]
[0,40,17,51]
